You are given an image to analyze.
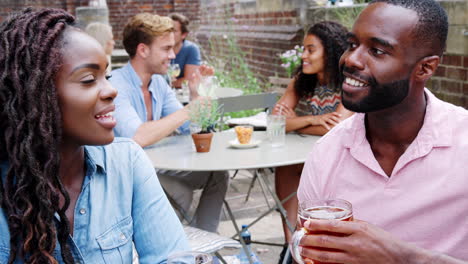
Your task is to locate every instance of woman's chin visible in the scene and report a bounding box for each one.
[301,68,315,75]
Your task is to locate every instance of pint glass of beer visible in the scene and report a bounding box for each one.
[291,199,353,264]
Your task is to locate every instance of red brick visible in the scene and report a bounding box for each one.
[446,67,466,81]
[463,83,468,96]
[441,80,462,94]
[464,56,468,68]
[163,4,173,10]
[435,66,446,77]
[442,54,462,67]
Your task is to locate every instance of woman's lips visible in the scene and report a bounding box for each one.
[95,112,116,129]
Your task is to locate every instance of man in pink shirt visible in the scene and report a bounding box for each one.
[297,0,468,263]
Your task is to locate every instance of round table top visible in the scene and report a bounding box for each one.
[144,131,320,171]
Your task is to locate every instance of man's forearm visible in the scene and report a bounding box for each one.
[132,108,189,147]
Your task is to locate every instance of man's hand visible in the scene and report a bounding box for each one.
[298,219,423,264]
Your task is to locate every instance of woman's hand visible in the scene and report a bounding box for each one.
[273,102,297,118]
[308,112,342,130]
[199,64,215,76]
[299,219,423,264]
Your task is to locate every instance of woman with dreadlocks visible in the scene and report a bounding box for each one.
[273,21,354,264]
[0,8,189,264]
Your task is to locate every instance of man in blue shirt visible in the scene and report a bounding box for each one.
[169,13,201,89]
[110,13,229,232]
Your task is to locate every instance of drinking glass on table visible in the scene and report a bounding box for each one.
[291,199,353,264]
[169,63,181,79]
[266,114,286,147]
[167,251,213,264]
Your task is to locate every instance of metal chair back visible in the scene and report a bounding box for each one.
[216,92,279,113]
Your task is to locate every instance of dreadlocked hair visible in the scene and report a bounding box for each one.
[0,8,76,264]
[294,21,348,99]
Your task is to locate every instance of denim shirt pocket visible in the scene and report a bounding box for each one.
[0,246,9,264]
[96,216,133,264]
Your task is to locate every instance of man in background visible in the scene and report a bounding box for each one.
[169,13,201,89]
[110,13,228,232]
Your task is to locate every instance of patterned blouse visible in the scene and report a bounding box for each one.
[295,84,341,116]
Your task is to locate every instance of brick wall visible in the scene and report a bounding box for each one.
[429,54,468,107]
[194,3,303,81]
[0,0,200,48]
[0,0,466,108]
[107,0,200,48]
[0,0,81,23]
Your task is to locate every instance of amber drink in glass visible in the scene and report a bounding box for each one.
[291,199,353,264]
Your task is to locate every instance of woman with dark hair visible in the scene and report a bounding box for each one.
[274,21,353,263]
[0,8,188,264]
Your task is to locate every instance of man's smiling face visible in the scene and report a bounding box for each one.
[339,3,420,113]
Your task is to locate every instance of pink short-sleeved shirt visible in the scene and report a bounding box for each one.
[298,90,468,259]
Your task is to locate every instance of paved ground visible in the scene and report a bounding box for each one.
[216,170,287,264]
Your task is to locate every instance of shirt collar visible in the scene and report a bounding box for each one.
[123,61,159,95]
[344,88,453,149]
[122,62,143,90]
[84,146,106,174]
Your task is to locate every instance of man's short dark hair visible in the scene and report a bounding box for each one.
[169,13,190,34]
[370,0,448,56]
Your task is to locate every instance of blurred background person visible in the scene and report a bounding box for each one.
[85,21,115,72]
[169,13,200,88]
[273,21,354,264]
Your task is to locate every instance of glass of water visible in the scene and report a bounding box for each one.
[167,251,213,264]
[267,114,286,147]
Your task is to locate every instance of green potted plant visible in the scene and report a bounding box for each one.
[189,100,222,152]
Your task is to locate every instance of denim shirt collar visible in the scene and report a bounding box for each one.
[84,146,105,175]
[121,62,159,96]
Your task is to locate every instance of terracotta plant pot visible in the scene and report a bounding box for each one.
[191,133,213,153]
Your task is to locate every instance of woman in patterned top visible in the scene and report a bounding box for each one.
[274,21,353,263]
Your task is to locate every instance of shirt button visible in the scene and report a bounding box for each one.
[120,233,126,241]
[79,208,86,215]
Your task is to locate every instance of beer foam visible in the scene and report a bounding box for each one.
[304,206,350,220]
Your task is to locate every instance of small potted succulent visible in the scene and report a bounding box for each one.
[189,100,222,152]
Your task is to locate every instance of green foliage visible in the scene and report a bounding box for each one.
[331,2,367,29]
[202,10,262,96]
[189,100,223,133]
[198,9,267,121]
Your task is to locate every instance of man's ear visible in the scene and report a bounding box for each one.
[136,43,149,59]
[181,32,188,40]
[414,55,440,82]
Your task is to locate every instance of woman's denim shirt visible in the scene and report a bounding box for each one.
[0,138,189,263]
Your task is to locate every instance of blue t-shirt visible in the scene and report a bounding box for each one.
[171,40,201,78]
[0,138,190,263]
[110,62,191,138]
